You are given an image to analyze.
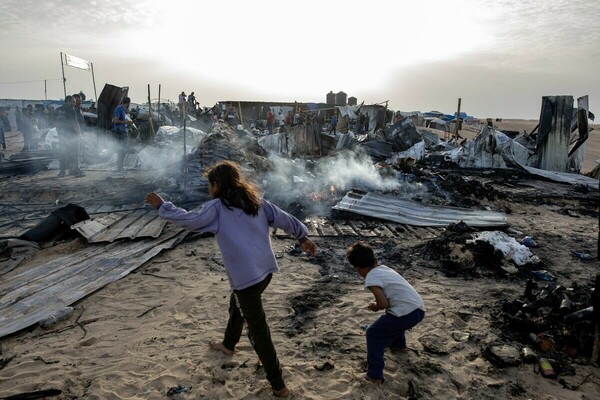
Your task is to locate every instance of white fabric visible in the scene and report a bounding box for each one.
[364,265,425,317]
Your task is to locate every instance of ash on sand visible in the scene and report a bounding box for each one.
[284,247,353,337]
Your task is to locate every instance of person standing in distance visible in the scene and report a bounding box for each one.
[112,97,133,172]
[55,96,81,177]
[70,93,85,177]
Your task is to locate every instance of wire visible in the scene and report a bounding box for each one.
[0,78,62,85]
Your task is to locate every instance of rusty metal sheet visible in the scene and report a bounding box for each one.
[0,228,186,339]
[333,191,508,228]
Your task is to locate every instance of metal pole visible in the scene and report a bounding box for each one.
[91,62,98,103]
[183,104,187,190]
[382,100,388,128]
[147,84,155,139]
[157,84,161,121]
[455,98,462,137]
[60,52,67,98]
[238,101,244,128]
[44,80,47,100]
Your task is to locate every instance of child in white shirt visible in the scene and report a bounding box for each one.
[347,242,425,383]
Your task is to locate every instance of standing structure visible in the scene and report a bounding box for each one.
[326,91,335,105]
[335,91,347,106]
[536,96,574,172]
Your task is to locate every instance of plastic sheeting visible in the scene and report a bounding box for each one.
[468,231,539,266]
[155,125,207,143]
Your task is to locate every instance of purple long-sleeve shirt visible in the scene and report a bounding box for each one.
[158,199,308,290]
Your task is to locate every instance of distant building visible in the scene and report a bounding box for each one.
[326,91,335,105]
[348,96,357,106]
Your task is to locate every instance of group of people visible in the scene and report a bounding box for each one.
[144,160,426,397]
[178,91,198,115]
[259,108,338,137]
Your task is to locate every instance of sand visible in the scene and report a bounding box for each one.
[1,125,600,399]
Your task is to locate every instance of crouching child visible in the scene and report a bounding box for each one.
[346,242,425,383]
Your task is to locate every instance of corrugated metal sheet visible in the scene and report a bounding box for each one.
[71,209,167,243]
[537,96,573,172]
[333,191,508,228]
[0,227,186,339]
[0,205,144,240]
[522,165,598,188]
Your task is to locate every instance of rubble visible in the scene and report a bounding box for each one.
[0,92,598,399]
[494,276,598,370]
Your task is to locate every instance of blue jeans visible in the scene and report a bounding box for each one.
[366,308,425,380]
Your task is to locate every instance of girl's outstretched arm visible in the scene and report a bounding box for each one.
[145,192,219,233]
[263,200,317,255]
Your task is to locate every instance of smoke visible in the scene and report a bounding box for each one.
[261,149,429,216]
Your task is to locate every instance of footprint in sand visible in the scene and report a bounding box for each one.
[78,337,98,347]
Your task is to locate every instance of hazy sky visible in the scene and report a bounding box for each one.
[0,0,598,118]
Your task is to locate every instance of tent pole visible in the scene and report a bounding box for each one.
[157,84,161,121]
[60,52,67,98]
[91,63,98,103]
[183,103,187,191]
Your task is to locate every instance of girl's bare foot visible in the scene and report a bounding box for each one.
[365,375,383,384]
[273,387,290,397]
[209,341,234,355]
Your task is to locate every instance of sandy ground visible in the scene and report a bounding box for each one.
[1,126,600,399]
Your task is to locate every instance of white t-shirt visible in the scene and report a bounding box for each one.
[364,265,425,317]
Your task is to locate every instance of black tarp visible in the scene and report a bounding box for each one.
[19,204,90,243]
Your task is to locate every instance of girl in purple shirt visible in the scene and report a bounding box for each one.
[145,161,317,398]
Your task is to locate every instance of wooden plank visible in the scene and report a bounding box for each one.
[316,219,337,236]
[333,221,358,236]
[375,224,396,238]
[303,218,319,237]
[386,223,405,235]
[347,221,378,237]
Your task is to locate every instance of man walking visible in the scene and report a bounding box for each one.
[55,96,81,177]
[20,105,36,150]
[112,97,133,172]
[329,113,337,136]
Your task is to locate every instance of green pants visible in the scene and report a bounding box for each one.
[222,274,285,391]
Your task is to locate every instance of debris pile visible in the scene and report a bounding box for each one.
[493,275,599,382]
[424,229,540,277]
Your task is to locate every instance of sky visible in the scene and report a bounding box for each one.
[0,0,598,119]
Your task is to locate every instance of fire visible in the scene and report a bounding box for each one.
[308,192,324,202]
[307,185,337,202]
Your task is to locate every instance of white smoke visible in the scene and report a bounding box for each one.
[261,149,429,214]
